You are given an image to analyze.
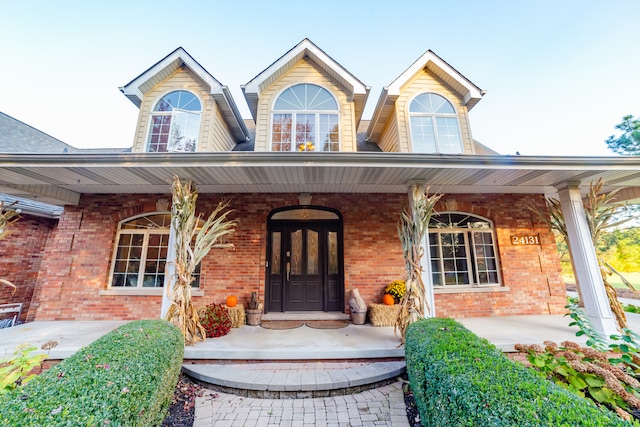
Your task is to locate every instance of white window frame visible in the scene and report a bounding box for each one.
[429,212,501,288]
[146,90,202,153]
[270,84,340,152]
[408,92,463,154]
[107,212,201,291]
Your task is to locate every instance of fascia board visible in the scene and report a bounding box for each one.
[366,87,398,142]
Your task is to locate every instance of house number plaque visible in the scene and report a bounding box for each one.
[510,234,540,246]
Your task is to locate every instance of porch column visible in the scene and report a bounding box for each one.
[160,220,177,319]
[408,183,435,318]
[557,183,617,337]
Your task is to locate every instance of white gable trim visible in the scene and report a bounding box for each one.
[242,39,369,120]
[120,47,225,105]
[387,50,484,107]
[119,47,249,143]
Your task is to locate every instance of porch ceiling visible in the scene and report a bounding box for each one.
[2,152,640,206]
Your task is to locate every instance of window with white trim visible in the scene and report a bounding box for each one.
[409,93,463,154]
[271,84,340,152]
[109,213,200,289]
[147,90,201,152]
[428,212,500,287]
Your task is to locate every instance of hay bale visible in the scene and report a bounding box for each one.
[369,303,401,327]
[226,305,245,328]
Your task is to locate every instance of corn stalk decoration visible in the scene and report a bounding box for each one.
[1,201,20,294]
[527,178,634,329]
[395,186,442,344]
[0,201,20,241]
[164,176,236,346]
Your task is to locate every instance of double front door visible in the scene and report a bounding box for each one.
[266,220,342,312]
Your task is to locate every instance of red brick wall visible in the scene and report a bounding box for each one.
[0,214,55,323]
[30,192,565,321]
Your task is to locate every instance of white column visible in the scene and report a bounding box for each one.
[160,220,177,319]
[557,184,617,337]
[408,183,436,318]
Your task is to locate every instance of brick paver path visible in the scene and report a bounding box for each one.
[194,380,411,427]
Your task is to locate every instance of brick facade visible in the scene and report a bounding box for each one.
[0,214,56,323]
[28,192,566,321]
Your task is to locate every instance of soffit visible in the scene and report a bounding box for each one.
[2,153,640,206]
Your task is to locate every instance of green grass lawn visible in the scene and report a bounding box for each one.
[563,271,640,290]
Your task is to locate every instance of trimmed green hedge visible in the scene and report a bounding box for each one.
[0,319,184,427]
[405,318,631,427]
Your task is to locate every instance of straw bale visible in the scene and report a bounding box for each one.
[369,303,401,326]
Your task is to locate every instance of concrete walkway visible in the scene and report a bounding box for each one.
[4,313,640,427]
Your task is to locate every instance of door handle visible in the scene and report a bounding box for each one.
[286,262,291,281]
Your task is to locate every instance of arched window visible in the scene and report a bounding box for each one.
[271,84,340,152]
[428,212,500,287]
[147,90,201,152]
[409,93,462,154]
[108,213,200,289]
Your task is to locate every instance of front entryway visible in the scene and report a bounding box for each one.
[266,207,343,313]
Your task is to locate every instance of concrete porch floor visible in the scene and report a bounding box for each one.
[4,313,639,360]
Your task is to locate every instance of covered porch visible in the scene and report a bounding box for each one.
[2,151,640,333]
[5,313,639,362]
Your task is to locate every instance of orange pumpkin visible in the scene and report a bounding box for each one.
[382,293,395,305]
[226,295,238,307]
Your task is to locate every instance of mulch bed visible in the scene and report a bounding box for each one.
[162,374,205,427]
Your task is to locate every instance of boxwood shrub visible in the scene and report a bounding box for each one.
[405,318,631,427]
[0,319,184,427]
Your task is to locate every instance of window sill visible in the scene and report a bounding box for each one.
[99,288,204,297]
[434,286,510,294]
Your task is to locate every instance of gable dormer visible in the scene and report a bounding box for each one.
[120,47,249,153]
[242,39,370,152]
[367,50,484,154]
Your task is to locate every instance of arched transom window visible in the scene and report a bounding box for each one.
[147,90,201,153]
[109,213,200,289]
[428,212,500,287]
[271,84,340,152]
[409,93,462,154]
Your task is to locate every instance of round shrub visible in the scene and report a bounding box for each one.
[200,303,232,337]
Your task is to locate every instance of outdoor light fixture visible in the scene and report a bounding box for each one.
[298,193,312,205]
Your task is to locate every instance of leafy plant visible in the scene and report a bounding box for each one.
[198,303,232,338]
[517,300,640,422]
[0,343,47,395]
[384,280,406,303]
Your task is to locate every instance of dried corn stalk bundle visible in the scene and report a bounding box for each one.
[395,186,442,344]
[526,178,633,329]
[164,176,236,345]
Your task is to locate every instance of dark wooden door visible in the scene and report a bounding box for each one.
[266,221,342,312]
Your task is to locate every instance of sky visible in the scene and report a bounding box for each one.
[1,1,639,156]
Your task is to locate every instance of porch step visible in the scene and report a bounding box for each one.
[183,360,406,398]
[261,311,350,321]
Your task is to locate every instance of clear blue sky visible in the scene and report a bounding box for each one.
[1,1,639,156]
